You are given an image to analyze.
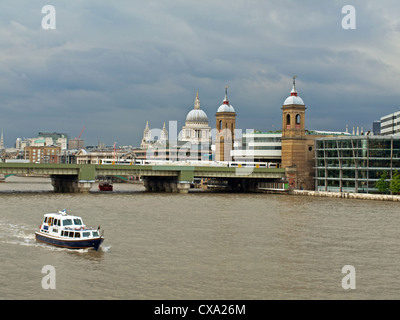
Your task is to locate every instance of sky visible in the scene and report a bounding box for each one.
[1,0,400,147]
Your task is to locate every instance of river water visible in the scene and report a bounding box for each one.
[1,176,400,300]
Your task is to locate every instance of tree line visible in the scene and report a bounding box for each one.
[375,171,400,194]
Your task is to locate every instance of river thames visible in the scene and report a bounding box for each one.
[1,176,400,299]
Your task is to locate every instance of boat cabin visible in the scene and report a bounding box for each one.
[40,210,100,239]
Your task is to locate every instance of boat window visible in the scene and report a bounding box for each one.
[69,232,74,238]
[64,231,69,237]
[73,219,83,226]
[74,232,81,238]
[63,219,73,226]
[82,232,90,237]
[54,219,58,226]
[44,217,47,223]
[92,231,99,237]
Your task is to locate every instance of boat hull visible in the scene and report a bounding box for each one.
[99,182,113,191]
[35,232,104,251]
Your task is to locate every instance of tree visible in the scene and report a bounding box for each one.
[389,170,400,194]
[375,171,390,194]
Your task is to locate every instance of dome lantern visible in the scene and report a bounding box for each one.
[283,75,305,106]
[185,91,208,123]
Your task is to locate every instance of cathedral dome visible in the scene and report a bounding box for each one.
[217,86,235,113]
[283,76,305,106]
[186,109,208,122]
[185,92,209,123]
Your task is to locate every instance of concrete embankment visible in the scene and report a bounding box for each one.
[290,190,400,202]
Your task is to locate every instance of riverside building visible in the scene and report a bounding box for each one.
[314,135,400,193]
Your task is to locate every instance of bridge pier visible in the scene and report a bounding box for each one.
[143,179,151,192]
[77,181,93,193]
[163,181,173,193]
[143,178,190,193]
[51,175,93,193]
[0,174,5,183]
[169,182,178,193]
[177,182,190,194]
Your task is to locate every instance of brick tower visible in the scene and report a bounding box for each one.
[215,86,236,161]
[281,76,308,189]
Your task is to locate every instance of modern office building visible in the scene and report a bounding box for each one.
[372,121,381,135]
[231,131,282,163]
[314,135,400,193]
[380,111,400,135]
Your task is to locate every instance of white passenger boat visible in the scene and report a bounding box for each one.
[35,209,104,250]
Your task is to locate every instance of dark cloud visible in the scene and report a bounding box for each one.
[0,0,400,147]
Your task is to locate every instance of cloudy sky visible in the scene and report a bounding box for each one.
[1,0,400,147]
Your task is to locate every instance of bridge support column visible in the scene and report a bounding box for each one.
[164,181,172,193]
[157,181,165,192]
[51,175,93,193]
[77,181,93,193]
[0,174,5,183]
[149,180,159,192]
[143,179,151,192]
[177,182,190,194]
[170,182,178,193]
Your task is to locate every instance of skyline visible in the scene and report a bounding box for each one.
[1,1,400,147]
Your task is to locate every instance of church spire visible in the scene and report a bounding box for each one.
[223,86,229,105]
[290,75,298,96]
[0,130,4,150]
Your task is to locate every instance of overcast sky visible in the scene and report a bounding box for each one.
[1,0,400,147]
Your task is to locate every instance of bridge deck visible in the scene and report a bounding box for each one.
[0,163,285,181]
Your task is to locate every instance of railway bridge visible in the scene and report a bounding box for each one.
[0,163,286,193]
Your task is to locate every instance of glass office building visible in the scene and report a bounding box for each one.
[315,135,400,193]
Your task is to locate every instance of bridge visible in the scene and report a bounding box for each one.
[0,163,286,193]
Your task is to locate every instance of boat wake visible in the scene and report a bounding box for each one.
[0,219,36,246]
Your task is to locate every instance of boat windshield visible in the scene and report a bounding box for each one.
[63,219,73,226]
[73,218,83,225]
